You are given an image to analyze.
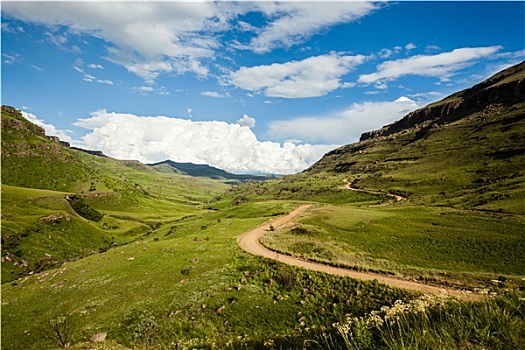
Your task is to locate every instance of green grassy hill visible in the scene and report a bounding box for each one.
[213,61,525,287]
[308,61,525,212]
[1,106,230,283]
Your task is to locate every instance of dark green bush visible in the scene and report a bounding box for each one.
[67,195,103,222]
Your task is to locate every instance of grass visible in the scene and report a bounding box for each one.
[261,204,525,288]
[1,201,411,350]
[330,289,525,350]
[1,107,231,284]
[305,101,525,212]
[1,185,113,283]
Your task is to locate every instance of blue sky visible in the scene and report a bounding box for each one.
[2,1,524,174]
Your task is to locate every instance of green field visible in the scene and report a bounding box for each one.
[1,201,412,350]
[261,204,525,287]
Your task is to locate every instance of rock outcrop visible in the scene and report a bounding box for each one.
[360,61,525,141]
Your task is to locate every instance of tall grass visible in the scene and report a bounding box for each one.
[332,290,525,350]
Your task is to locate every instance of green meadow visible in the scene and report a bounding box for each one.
[1,200,412,349]
[2,62,525,349]
[262,204,525,288]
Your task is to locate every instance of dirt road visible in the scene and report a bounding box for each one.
[343,178,405,202]
[237,204,481,301]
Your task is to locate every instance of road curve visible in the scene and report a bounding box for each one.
[343,178,405,202]
[237,204,481,301]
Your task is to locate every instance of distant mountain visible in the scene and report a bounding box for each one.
[149,159,275,183]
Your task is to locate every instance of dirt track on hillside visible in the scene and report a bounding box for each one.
[342,178,405,202]
[237,204,482,301]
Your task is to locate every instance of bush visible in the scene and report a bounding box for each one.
[41,315,76,348]
[67,195,103,222]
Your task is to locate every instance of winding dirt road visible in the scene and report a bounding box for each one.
[343,178,405,202]
[237,204,481,301]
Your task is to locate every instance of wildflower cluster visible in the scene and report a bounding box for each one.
[333,292,452,349]
[335,291,450,329]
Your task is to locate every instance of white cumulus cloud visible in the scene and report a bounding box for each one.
[73,110,335,174]
[88,63,103,69]
[359,46,502,84]
[268,97,419,144]
[229,53,367,98]
[405,42,417,51]
[237,114,256,128]
[3,2,377,84]
[2,2,230,82]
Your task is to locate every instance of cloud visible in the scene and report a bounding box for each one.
[405,42,417,51]
[244,2,379,53]
[425,45,441,53]
[45,32,67,46]
[237,114,256,128]
[2,2,378,83]
[358,46,502,84]
[20,111,74,143]
[378,48,394,59]
[201,91,228,98]
[73,110,334,174]
[407,91,443,102]
[268,97,419,144]
[74,65,113,85]
[88,63,103,69]
[134,86,154,95]
[229,53,366,98]
[2,52,21,64]
[2,2,230,82]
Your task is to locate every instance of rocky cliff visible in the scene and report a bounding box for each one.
[360,61,525,141]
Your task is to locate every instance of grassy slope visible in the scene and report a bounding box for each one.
[1,201,410,350]
[303,100,525,212]
[213,63,525,287]
[262,205,525,288]
[1,107,230,284]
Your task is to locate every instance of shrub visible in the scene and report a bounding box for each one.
[67,195,103,222]
[41,315,76,348]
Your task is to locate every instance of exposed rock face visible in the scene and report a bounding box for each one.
[360,61,525,141]
[1,105,46,137]
[70,147,106,157]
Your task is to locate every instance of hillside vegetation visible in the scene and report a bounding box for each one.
[2,61,525,350]
[1,106,230,282]
[214,61,525,287]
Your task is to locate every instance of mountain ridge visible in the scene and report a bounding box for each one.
[360,61,525,141]
[220,61,525,213]
[149,159,276,182]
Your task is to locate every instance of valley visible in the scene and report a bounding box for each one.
[2,61,525,349]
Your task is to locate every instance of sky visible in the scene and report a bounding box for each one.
[2,1,524,174]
